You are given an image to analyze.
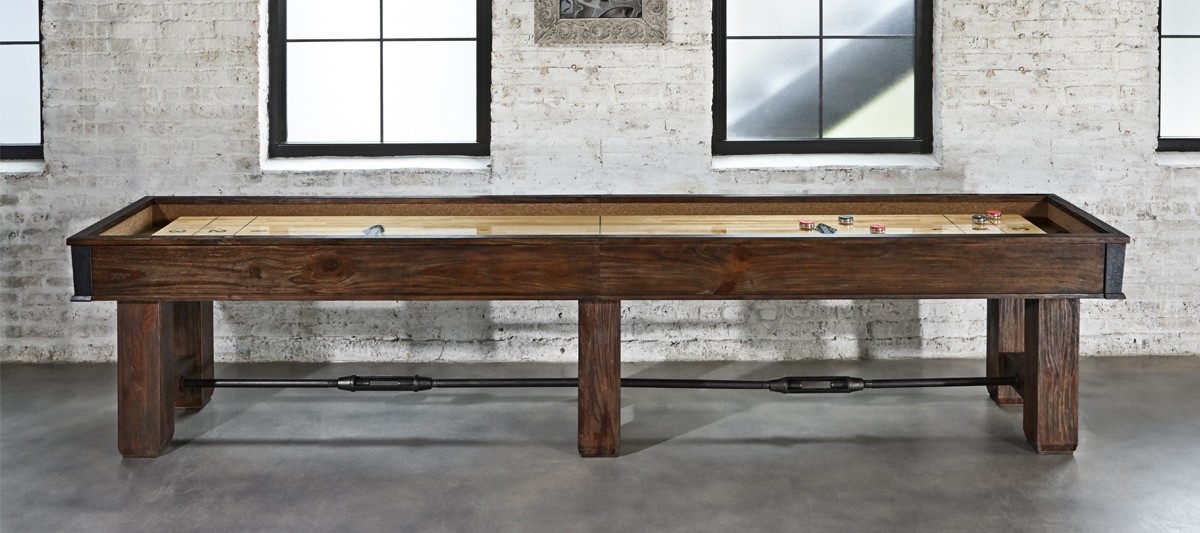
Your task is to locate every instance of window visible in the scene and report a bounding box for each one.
[0,0,42,160]
[1160,0,1200,151]
[713,0,932,155]
[267,0,490,157]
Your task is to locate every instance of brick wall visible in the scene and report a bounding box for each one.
[2,0,1196,363]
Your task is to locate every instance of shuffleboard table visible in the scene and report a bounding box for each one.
[67,195,1129,458]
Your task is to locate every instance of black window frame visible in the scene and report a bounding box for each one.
[1158,2,1200,152]
[267,0,491,158]
[0,0,44,161]
[712,0,934,155]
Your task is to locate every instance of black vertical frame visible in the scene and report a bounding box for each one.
[267,0,491,157]
[0,0,44,161]
[712,0,933,155]
[1157,2,1200,152]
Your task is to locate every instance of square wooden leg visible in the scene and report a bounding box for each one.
[578,300,621,457]
[1021,298,1080,454]
[172,301,214,410]
[986,298,1024,405]
[117,301,177,458]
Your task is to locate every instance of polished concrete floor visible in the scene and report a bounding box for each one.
[2,357,1199,533]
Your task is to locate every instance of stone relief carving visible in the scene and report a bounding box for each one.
[535,0,667,44]
[560,0,643,19]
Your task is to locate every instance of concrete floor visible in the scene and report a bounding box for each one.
[2,358,1199,533]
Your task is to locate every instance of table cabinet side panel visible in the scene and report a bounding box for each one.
[599,241,1108,298]
[89,245,600,300]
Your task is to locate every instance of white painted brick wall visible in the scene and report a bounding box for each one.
[2,0,1196,363]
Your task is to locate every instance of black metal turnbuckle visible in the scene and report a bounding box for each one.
[182,375,1019,394]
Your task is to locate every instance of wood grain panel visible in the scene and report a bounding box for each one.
[117,302,175,458]
[578,300,621,457]
[91,244,599,300]
[172,302,213,410]
[599,241,1107,299]
[986,298,1024,405]
[1021,298,1080,453]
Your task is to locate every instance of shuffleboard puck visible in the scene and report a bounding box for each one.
[869,224,886,234]
[799,220,817,230]
[838,215,854,225]
[972,214,989,230]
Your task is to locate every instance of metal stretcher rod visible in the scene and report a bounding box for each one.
[182,375,1019,394]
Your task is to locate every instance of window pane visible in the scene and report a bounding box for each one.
[383,0,475,39]
[1161,39,1200,138]
[823,39,914,138]
[825,0,914,36]
[287,0,380,40]
[0,44,40,144]
[382,41,476,143]
[1162,0,1200,35]
[825,73,914,138]
[0,0,38,42]
[726,0,819,37]
[726,40,820,140]
[286,42,381,143]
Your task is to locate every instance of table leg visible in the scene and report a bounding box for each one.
[578,300,621,457]
[117,301,178,458]
[172,302,214,410]
[986,298,1024,405]
[1020,298,1080,453]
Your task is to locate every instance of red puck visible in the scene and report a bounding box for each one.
[870,224,886,234]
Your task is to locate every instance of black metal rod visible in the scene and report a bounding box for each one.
[622,378,769,390]
[188,378,340,388]
[434,378,578,388]
[183,374,1018,394]
[864,377,1018,389]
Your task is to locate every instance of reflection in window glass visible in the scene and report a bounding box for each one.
[822,39,914,137]
[726,40,820,139]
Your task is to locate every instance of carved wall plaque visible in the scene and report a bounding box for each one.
[534,0,667,44]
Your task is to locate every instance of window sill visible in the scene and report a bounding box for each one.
[0,160,45,175]
[1156,152,1200,168]
[712,153,940,171]
[262,156,491,172]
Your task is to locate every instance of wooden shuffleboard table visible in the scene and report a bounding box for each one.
[68,195,1129,458]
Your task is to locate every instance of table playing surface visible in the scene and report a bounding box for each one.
[153,214,1045,237]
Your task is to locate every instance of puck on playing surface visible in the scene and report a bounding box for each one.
[869,224,886,234]
[799,220,817,230]
[985,209,1002,220]
[838,215,854,225]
